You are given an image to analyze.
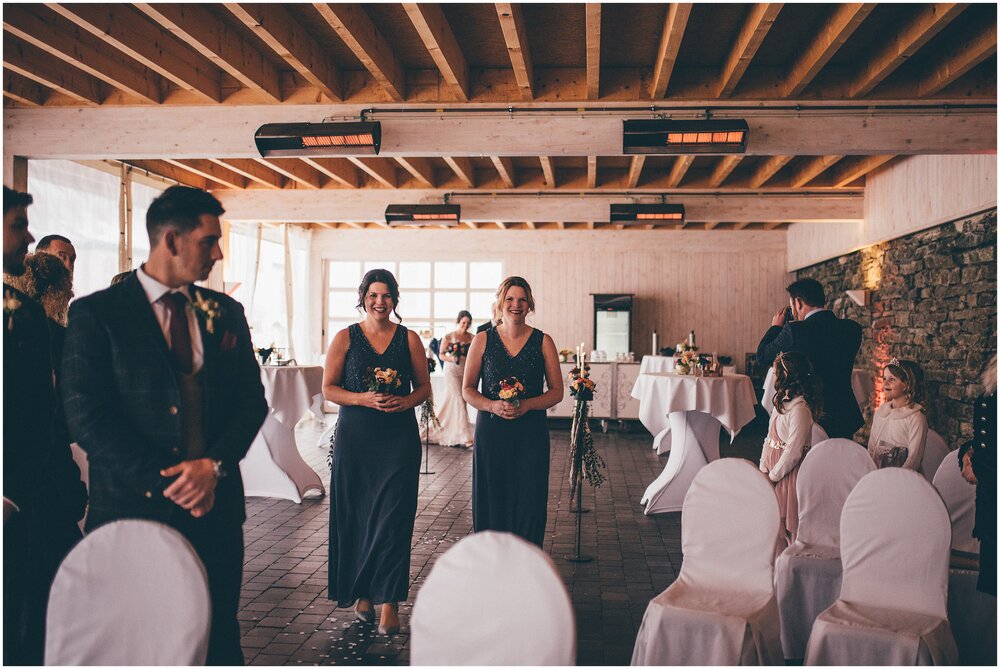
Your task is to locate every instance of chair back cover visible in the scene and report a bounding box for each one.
[921,429,948,483]
[795,439,875,550]
[45,519,211,666]
[839,468,951,619]
[411,531,575,665]
[810,424,828,448]
[932,449,979,554]
[680,458,779,596]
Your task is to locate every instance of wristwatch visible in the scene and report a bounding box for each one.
[211,459,226,480]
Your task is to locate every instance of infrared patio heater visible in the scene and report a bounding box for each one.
[254,121,381,156]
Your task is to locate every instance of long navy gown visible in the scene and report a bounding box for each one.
[328,324,420,606]
[473,327,550,547]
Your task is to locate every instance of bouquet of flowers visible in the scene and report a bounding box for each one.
[445,340,469,362]
[568,368,606,496]
[256,344,275,365]
[568,365,597,401]
[495,376,525,409]
[367,367,403,393]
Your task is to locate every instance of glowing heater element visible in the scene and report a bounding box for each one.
[624,119,749,154]
[610,204,685,226]
[385,204,461,227]
[255,121,381,156]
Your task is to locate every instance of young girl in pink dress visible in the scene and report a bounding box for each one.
[759,351,822,546]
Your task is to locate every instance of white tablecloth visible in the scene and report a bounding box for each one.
[241,365,326,503]
[762,367,874,416]
[639,355,676,375]
[632,372,757,514]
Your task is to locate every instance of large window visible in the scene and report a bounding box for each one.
[323,260,502,348]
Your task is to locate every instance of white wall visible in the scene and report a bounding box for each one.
[307,229,791,370]
[788,154,998,270]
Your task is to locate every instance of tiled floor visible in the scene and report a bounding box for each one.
[239,411,768,666]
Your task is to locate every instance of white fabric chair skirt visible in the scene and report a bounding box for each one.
[411,531,575,665]
[921,429,949,483]
[45,519,211,666]
[632,459,783,666]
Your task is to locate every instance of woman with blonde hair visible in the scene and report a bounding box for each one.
[868,358,928,471]
[462,276,563,547]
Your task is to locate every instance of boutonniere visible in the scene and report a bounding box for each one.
[190,289,222,335]
[3,288,21,331]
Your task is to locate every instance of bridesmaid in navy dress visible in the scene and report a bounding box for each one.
[462,276,564,547]
[322,269,430,635]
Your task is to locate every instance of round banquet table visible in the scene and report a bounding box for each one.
[631,372,757,514]
[240,365,326,503]
[639,355,677,375]
[761,367,874,416]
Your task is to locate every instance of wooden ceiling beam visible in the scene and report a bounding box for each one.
[650,3,693,99]
[165,159,248,190]
[539,157,556,188]
[348,157,397,188]
[748,155,793,188]
[918,21,997,97]
[224,3,341,101]
[733,221,752,230]
[313,3,405,102]
[790,155,844,187]
[48,3,222,103]
[124,160,209,190]
[665,155,694,188]
[763,222,784,230]
[403,4,469,102]
[212,159,285,189]
[587,156,598,188]
[626,155,646,188]
[586,3,601,100]
[849,3,967,98]
[395,157,436,187]
[136,3,282,103]
[257,158,324,189]
[3,71,48,106]
[717,3,783,97]
[495,3,534,101]
[708,155,742,188]
[3,34,103,105]
[703,221,720,230]
[829,155,895,187]
[784,3,875,97]
[302,158,360,188]
[5,5,161,104]
[491,156,515,188]
[444,156,475,187]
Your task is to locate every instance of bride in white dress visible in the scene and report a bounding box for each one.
[430,310,475,448]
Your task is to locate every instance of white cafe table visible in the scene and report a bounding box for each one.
[632,372,757,514]
[761,367,874,416]
[240,365,326,503]
[639,356,676,454]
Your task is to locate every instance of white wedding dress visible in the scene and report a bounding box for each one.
[429,339,474,447]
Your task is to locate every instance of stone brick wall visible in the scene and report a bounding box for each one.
[796,208,997,449]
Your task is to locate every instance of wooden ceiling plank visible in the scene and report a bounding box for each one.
[395,157,436,187]
[3,33,103,105]
[587,156,598,189]
[763,222,784,230]
[347,157,397,188]
[734,221,752,230]
[5,5,161,104]
[748,155,793,188]
[650,3,693,99]
[313,3,405,101]
[403,3,469,102]
[443,156,475,187]
[704,221,720,230]
[136,3,282,103]
[785,3,876,97]
[918,22,997,97]
[3,70,48,106]
[48,3,222,103]
[626,155,646,188]
[665,155,694,188]
[224,3,341,101]
[491,156,515,188]
[495,3,534,101]
[791,155,845,187]
[708,155,742,188]
[213,159,285,189]
[302,157,359,188]
[717,3,783,97]
[830,155,895,187]
[125,159,209,190]
[586,3,601,100]
[165,159,247,189]
[849,3,967,98]
[257,158,323,189]
[539,156,556,188]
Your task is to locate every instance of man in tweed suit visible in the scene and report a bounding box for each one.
[62,186,267,665]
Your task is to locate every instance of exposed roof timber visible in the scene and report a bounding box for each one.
[443,156,475,187]
[717,3,783,97]
[5,4,161,104]
[125,159,209,189]
[402,3,469,102]
[6,105,995,159]
[224,3,341,102]
[585,3,601,100]
[784,3,876,97]
[650,3,694,99]
[849,3,966,98]
[165,158,247,189]
[48,3,222,103]
[791,155,844,187]
[257,157,323,189]
[587,156,598,189]
[394,156,436,187]
[217,189,863,224]
[539,156,556,187]
[491,156,515,188]
[212,158,286,189]
[3,33,104,105]
[626,155,646,188]
[918,21,997,97]
[348,157,397,188]
[135,3,282,103]
[495,3,534,100]
[301,157,359,188]
[829,155,895,187]
[313,3,405,102]
[708,155,742,187]
[748,155,793,188]
[666,155,694,188]
[2,71,47,106]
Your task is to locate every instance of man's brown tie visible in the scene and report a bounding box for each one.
[161,291,194,375]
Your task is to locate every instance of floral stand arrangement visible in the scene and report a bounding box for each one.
[565,363,606,563]
[418,393,440,476]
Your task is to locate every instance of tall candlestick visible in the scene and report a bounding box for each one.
[652,330,658,356]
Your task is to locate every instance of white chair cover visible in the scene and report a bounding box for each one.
[632,459,782,666]
[45,519,211,665]
[809,424,828,449]
[921,429,948,483]
[775,439,875,659]
[411,531,575,665]
[932,449,978,555]
[805,469,957,666]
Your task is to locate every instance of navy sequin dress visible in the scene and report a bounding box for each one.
[473,327,550,547]
[328,324,420,606]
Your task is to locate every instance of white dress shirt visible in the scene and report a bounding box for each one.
[136,265,205,374]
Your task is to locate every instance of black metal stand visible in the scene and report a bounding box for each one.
[566,402,592,563]
[420,428,435,475]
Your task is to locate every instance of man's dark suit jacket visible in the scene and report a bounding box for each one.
[61,272,267,530]
[475,321,493,334]
[757,310,864,439]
